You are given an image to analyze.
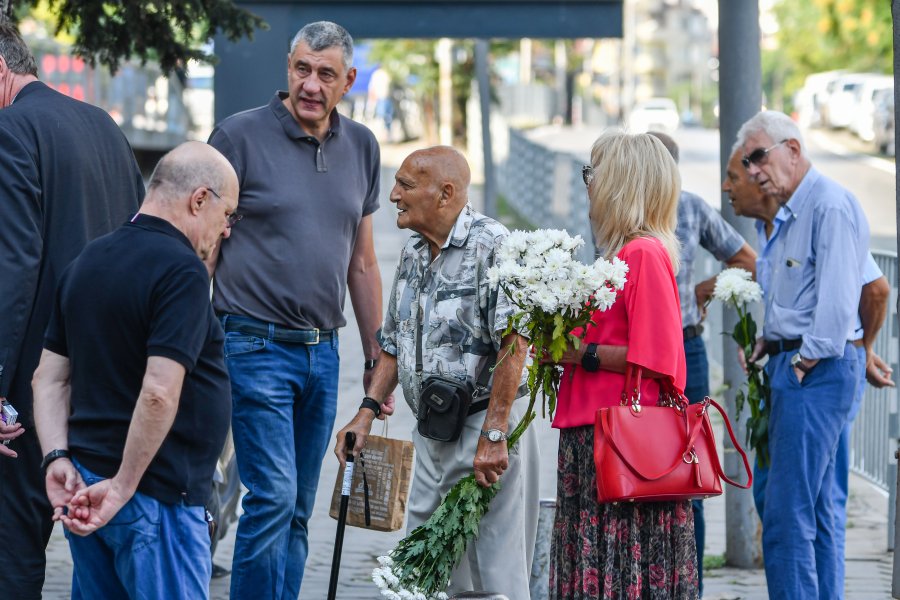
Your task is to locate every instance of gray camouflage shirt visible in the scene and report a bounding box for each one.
[381,204,525,412]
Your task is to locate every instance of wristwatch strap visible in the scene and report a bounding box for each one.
[40,449,71,473]
[359,396,381,418]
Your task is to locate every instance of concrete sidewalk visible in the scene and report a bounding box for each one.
[42,139,895,599]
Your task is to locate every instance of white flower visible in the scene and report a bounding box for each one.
[713,268,761,306]
[436,593,449,600]
[377,555,394,567]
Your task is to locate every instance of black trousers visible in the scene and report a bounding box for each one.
[0,426,54,599]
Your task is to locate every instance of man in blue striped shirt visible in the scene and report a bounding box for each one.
[741,111,870,600]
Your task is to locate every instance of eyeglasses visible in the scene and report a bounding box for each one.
[582,165,594,186]
[741,140,787,169]
[205,186,243,227]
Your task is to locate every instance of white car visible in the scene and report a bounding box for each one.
[628,98,680,134]
[849,75,892,141]
[824,73,875,129]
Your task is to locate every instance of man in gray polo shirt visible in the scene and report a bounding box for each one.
[207,21,383,598]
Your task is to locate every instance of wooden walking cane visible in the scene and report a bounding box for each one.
[328,431,356,600]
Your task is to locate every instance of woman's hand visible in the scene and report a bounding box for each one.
[534,342,585,365]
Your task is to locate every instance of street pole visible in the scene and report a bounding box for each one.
[891,1,900,595]
[437,38,453,146]
[718,0,763,569]
[475,39,496,218]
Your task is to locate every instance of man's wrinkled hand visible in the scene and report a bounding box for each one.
[60,478,132,536]
[473,436,509,488]
[866,352,894,388]
[45,459,85,521]
[739,337,766,374]
[0,421,24,458]
[334,410,375,467]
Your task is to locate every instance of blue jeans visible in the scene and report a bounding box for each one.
[66,459,211,600]
[224,318,340,600]
[683,334,708,595]
[762,345,857,600]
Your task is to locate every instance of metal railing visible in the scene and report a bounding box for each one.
[856,251,899,549]
[500,126,900,547]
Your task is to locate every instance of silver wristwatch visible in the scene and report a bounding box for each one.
[480,428,508,442]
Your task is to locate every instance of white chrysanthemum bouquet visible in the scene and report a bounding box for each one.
[711,268,770,466]
[373,229,626,599]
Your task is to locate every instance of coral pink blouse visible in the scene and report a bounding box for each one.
[552,237,686,429]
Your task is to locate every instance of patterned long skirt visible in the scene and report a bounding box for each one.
[550,426,699,600]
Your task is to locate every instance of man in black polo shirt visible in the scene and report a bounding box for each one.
[31,142,238,599]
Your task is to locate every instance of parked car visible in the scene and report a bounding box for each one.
[824,73,875,129]
[795,70,844,128]
[849,75,893,141]
[872,89,895,157]
[628,98,680,134]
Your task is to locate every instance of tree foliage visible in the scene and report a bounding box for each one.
[769,0,892,103]
[3,0,266,74]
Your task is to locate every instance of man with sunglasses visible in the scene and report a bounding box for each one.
[725,144,892,597]
[738,111,870,599]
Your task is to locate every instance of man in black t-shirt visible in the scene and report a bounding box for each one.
[32,142,238,599]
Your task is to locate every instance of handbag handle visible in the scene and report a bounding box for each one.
[616,364,753,490]
[703,398,753,489]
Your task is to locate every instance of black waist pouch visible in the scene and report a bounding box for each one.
[417,376,474,442]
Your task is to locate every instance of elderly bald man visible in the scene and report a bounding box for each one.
[336,146,539,597]
[32,142,239,599]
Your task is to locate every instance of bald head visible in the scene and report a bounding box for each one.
[147,141,238,203]
[391,145,473,257]
[406,145,470,205]
[141,142,240,261]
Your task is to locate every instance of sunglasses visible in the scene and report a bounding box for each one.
[582,165,594,186]
[741,140,787,169]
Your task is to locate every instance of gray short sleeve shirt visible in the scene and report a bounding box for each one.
[381,205,525,412]
[208,93,380,330]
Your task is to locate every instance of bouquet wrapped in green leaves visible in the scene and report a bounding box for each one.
[712,267,770,466]
[372,229,627,599]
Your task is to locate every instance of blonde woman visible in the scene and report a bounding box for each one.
[547,132,698,599]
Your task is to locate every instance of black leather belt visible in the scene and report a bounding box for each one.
[683,324,703,340]
[221,315,334,345]
[764,338,802,356]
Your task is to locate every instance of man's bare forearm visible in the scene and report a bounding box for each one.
[113,356,184,496]
[860,276,889,351]
[481,333,528,432]
[32,350,72,454]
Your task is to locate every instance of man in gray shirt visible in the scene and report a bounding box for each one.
[207,21,383,598]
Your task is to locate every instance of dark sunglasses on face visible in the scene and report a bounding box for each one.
[582,165,594,186]
[741,140,787,169]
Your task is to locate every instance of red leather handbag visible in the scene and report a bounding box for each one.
[593,364,752,503]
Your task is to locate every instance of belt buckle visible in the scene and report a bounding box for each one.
[310,329,319,344]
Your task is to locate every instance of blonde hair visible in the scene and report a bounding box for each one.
[588,131,681,273]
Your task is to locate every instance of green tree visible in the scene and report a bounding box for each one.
[770,0,892,105]
[3,0,265,74]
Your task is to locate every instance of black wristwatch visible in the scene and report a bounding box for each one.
[364,358,378,371]
[40,449,71,473]
[359,396,382,418]
[581,343,601,372]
